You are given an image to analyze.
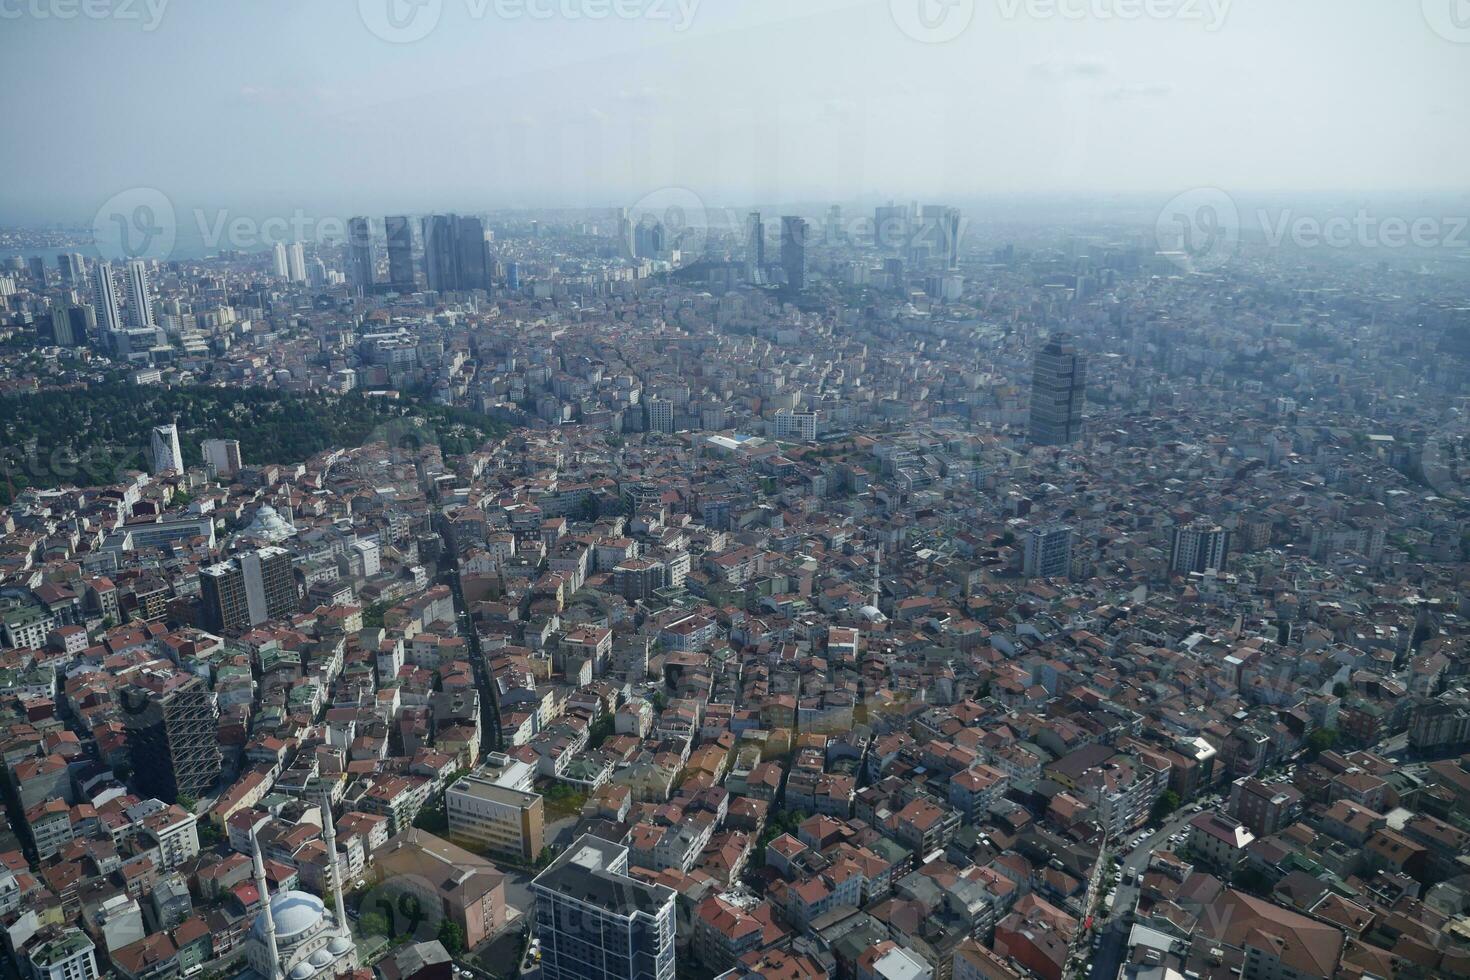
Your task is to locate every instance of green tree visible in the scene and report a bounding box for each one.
[437,918,466,955]
[175,793,198,813]
[1332,682,1349,698]
[1149,790,1182,824]
[1307,728,1339,757]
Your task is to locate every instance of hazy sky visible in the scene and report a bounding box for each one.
[2,0,1467,225]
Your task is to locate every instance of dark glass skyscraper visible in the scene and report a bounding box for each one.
[780,216,808,291]
[1028,334,1087,446]
[385,215,416,292]
[423,213,490,293]
[346,216,377,291]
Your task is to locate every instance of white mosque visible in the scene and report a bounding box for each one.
[246,796,357,980]
[232,504,298,547]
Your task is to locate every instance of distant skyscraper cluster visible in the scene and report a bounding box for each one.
[1028,334,1087,446]
[423,213,490,293]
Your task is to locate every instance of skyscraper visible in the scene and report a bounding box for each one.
[615,208,636,260]
[385,215,416,292]
[1171,522,1231,574]
[634,217,665,259]
[93,262,123,334]
[201,438,243,478]
[346,216,377,291]
[45,306,77,347]
[921,204,962,270]
[286,243,307,283]
[150,423,184,474]
[272,241,290,278]
[531,835,676,980]
[423,214,490,293]
[875,202,909,252]
[781,216,808,291]
[1023,524,1074,579]
[120,671,222,803]
[745,211,764,284]
[1028,334,1087,446]
[199,546,298,633]
[58,252,85,285]
[125,259,155,328]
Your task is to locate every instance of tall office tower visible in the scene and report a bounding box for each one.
[824,204,844,247]
[125,259,155,327]
[505,262,521,290]
[120,671,222,803]
[781,216,808,290]
[424,214,490,292]
[615,208,636,259]
[875,202,910,252]
[346,216,377,290]
[385,215,416,291]
[455,215,490,290]
[150,423,184,474]
[744,211,765,283]
[45,306,77,347]
[531,835,676,980]
[1022,524,1074,579]
[28,254,47,284]
[634,218,665,259]
[93,262,123,334]
[272,241,290,278]
[200,438,243,478]
[200,546,297,633]
[1171,522,1231,574]
[922,204,961,270]
[58,252,85,285]
[286,243,307,282]
[69,304,95,346]
[1028,333,1087,446]
[645,397,674,435]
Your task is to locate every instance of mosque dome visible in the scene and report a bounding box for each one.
[235,504,297,544]
[308,949,334,969]
[289,962,316,980]
[328,936,354,956]
[253,891,326,945]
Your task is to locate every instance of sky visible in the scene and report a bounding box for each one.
[2,0,1468,227]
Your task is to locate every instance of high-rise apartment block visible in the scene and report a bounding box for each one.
[1171,522,1231,574]
[531,835,677,980]
[200,546,298,633]
[1023,524,1073,579]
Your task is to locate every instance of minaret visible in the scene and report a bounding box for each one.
[320,791,348,929]
[251,830,282,980]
